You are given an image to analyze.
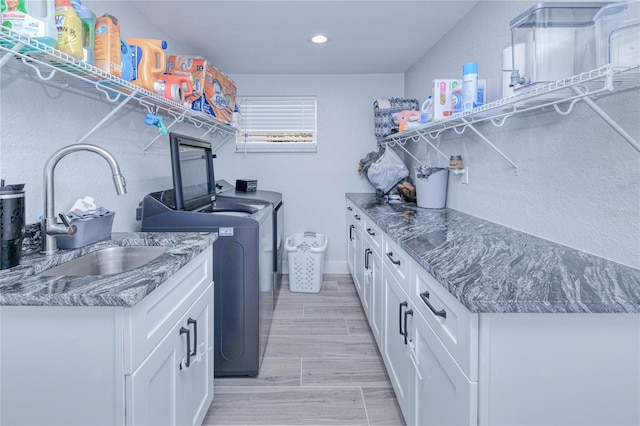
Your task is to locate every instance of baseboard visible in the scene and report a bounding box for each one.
[283,260,348,275]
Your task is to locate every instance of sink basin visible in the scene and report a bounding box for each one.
[40,246,170,277]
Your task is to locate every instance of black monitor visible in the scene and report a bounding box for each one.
[168,132,216,211]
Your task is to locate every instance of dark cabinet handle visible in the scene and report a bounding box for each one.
[398,301,407,336]
[187,317,197,357]
[386,252,401,265]
[364,248,372,269]
[179,326,191,369]
[354,214,361,220]
[366,228,375,236]
[349,224,354,241]
[403,309,414,345]
[347,206,353,211]
[420,291,447,319]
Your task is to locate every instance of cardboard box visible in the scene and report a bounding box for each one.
[94,14,122,77]
[167,55,237,124]
[432,78,487,120]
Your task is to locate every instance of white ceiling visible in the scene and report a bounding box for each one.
[132,1,479,74]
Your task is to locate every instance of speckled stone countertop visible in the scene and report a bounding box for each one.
[347,193,640,314]
[0,232,217,307]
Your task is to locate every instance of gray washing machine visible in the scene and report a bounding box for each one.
[138,133,275,376]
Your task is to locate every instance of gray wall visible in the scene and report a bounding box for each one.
[402,1,640,269]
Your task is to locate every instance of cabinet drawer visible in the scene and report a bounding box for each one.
[124,246,213,372]
[363,217,383,255]
[411,261,478,381]
[347,203,363,229]
[383,237,410,292]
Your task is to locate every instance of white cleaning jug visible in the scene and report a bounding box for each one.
[420,96,433,124]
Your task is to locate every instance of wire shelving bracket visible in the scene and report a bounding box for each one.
[377,65,640,165]
[0,30,237,149]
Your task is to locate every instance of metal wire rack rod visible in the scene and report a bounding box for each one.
[95,83,123,103]
[77,91,138,144]
[416,133,449,162]
[571,85,640,152]
[19,56,56,80]
[391,141,427,168]
[143,111,187,151]
[0,41,25,68]
[462,118,519,174]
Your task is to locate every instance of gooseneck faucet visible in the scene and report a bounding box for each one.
[42,144,127,255]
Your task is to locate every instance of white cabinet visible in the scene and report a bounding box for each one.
[345,200,640,426]
[411,263,478,381]
[346,203,364,297]
[382,266,412,420]
[0,245,214,426]
[126,280,214,426]
[363,219,383,346]
[409,309,478,426]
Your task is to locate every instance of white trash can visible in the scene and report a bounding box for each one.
[415,167,449,209]
[285,232,328,293]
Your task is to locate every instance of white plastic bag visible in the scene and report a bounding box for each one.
[367,147,409,193]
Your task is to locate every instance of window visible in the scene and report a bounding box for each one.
[236,96,317,153]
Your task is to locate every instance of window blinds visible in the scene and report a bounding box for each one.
[236,96,317,152]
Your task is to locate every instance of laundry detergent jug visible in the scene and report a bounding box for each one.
[1,0,57,47]
[125,37,167,92]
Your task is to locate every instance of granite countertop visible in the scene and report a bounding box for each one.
[347,193,640,314]
[0,232,217,307]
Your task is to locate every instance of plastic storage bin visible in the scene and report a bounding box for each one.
[285,232,328,293]
[415,167,449,209]
[594,1,640,68]
[510,2,608,86]
[57,212,114,249]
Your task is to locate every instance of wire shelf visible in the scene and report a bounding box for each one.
[379,65,640,144]
[0,30,237,147]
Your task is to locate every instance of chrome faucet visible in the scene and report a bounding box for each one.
[42,144,127,255]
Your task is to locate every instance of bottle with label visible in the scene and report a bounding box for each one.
[1,0,58,47]
[125,37,168,92]
[55,0,82,59]
[69,0,95,64]
[462,62,478,111]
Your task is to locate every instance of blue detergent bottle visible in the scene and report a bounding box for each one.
[120,38,132,81]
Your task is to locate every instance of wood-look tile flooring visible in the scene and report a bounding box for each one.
[204,274,405,426]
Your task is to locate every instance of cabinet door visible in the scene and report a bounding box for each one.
[126,322,182,426]
[353,221,364,297]
[410,311,478,426]
[382,267,411,421]
[362,245,372,319]
[368,249,383,347]
[346,213,356,277]
[178,283,215,426]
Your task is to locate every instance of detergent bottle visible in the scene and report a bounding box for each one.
[125,37,167,92]
[120,38,132,81]
[69,0,95,64]
[55,0,82,59]
[1,0,57,47]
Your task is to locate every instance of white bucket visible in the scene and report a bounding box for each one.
[415,168,448,209]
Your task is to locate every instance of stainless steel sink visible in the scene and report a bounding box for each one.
[39,246,170,276]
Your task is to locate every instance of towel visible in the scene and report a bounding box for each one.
[374,99,391,110]
[67,206,111,221]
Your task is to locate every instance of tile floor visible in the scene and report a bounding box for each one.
[204,274,405,426]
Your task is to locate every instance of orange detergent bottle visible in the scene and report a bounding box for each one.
[125,37,167,92]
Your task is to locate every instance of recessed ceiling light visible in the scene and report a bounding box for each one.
[310,34,329,44]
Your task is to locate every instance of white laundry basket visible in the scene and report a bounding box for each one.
[285,232,328,293]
